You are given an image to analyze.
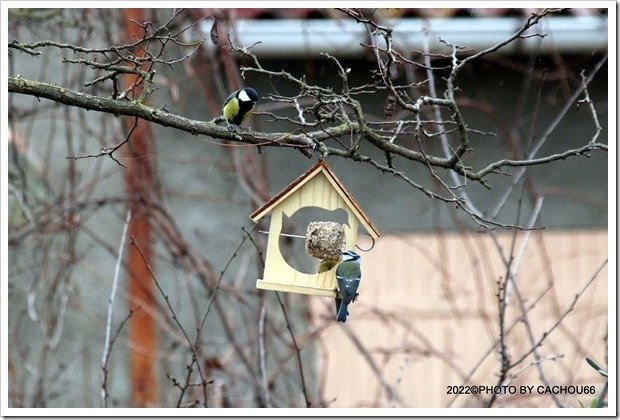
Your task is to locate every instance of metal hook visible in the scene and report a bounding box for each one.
[355,234,375,252]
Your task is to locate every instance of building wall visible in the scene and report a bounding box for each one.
[310,229,608,408]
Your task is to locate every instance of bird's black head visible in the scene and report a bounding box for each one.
[239,87,259,104]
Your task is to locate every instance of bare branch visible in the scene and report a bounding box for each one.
[509,258,608,369]
[101,209,132,407]
[130,236,209,405]
[578,70,603,145]
[66,117,141,167]
[456,9,568,70]
[474,142,608,179]
[10,7,607,220]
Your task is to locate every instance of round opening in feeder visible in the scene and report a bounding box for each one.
[305,221,344,261]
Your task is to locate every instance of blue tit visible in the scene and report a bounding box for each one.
[318,259,340,314]
[221,87,259,128]
[335,250,361,323]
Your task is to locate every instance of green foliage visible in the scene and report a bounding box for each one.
[586,357,608,378]
[581,357,608,408]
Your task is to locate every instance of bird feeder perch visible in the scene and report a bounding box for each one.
[250,160,380,298]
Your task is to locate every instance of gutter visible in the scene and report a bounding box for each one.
[203,16,607,58]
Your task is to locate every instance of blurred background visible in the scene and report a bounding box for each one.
[7,7,609,409]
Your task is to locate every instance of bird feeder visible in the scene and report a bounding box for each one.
[250,160,380,298]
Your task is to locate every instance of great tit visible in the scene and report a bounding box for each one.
[335,250,361,323]
[220,87,259,128]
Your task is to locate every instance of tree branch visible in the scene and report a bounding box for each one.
[8,6,608,232]
[8,75,313,152]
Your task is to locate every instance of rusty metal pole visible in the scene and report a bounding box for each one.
[120,8,157,407]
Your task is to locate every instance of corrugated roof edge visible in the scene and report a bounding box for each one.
[202,16,608,58]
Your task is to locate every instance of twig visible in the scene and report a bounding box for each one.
[421,29,485,220]
[505,354,564,384]
[258,294,271,407]
[274,291,311,407]
[500,197,566,407]
[100,209,131,406]
[456,9,567,70]
[101,310,133,407]
[452,279,552,397]
[130,236,209,405]
[578,70,603,145]
[9,9,201,61]
[488,195,542,407]
[198,225,259,332]
[148,206,266,404]
[509,258,608,369]
[67,117,140,167]
[340,325,407,407]
[489,53,608,219]
[475,143,608,179]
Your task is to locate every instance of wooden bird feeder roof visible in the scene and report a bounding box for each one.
[250,160,380,239]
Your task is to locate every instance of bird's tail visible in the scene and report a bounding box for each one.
[337,300,348,323]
